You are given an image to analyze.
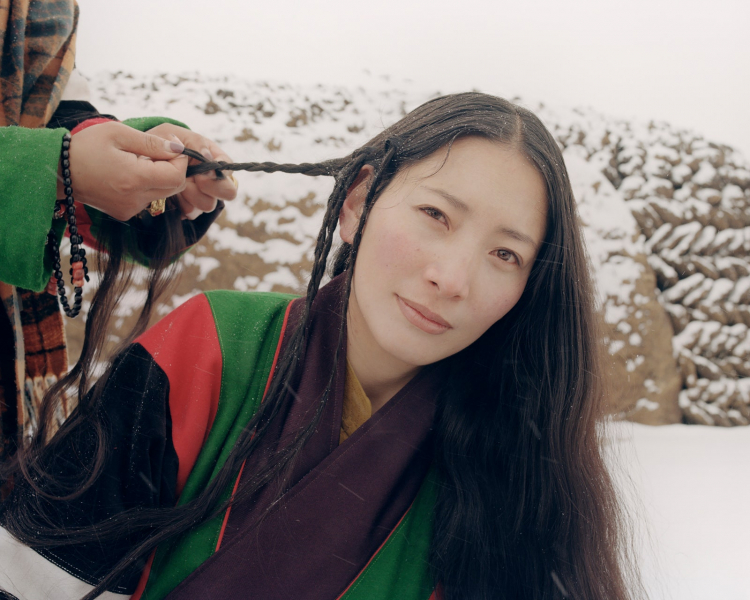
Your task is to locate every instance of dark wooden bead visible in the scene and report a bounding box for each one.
[62,159,70,169]
[62,150,69,159]
[68,215,76,226]
[67,206,75,216]
[63,178,71,186]
[64,187,73,197]
[71,244,80,254]
[69,226,78,236]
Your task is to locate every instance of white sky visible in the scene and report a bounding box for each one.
[75,0,750,158]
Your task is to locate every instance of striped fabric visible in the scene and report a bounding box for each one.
[0,0,78,479]
[0,0,78,128]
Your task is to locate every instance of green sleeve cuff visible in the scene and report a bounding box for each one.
[121,116,190,132]
[0,126,68,291]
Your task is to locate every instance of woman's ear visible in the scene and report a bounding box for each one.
[339,165,374,244]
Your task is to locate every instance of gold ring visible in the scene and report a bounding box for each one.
[148,198,166,216]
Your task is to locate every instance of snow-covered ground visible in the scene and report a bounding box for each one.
[613,423,750,600]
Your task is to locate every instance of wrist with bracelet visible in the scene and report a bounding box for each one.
[47,132,89,318]
[44,132,231,317]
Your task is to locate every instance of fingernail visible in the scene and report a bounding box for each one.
[201,147,214,161]
[165,137,185,153]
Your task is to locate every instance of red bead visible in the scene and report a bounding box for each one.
[72,261,84,270]
[73,277,85,288]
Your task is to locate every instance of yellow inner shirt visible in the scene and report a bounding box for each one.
[340,361,372,443]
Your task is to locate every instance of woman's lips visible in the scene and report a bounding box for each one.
[396,295,452,334]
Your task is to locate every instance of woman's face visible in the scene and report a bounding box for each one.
[340,136,548,375]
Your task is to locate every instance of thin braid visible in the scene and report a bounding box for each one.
[346,138,400,271]
[301,151,374,309]
[183,148,344,178]
[187,142,376,346]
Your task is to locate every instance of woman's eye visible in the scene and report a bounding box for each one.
[421,207,447,223]
[494,249,519,264]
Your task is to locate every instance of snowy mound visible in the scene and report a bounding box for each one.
[603,120,750,426]
[65,71,750,426]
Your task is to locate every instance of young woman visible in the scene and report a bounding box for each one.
[0,92,641,600]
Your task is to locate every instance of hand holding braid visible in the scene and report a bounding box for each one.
[65,121,189,221]
[61,121,240,222]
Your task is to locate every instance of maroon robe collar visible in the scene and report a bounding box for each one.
[166,277,442,599]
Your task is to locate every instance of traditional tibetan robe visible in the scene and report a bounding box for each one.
[0,277,443,600]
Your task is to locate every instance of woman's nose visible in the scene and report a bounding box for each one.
[424,247,473,299]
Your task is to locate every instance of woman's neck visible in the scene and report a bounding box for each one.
[345,324,422,414]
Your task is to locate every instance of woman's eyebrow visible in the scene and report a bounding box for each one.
[499,227,538,250]
[424,185,470,213]
[423,185,539,250]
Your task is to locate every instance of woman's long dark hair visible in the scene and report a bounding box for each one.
[1,93,641,600]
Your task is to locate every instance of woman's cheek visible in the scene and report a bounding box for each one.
[485,280,526,322]
[375,225,421,268]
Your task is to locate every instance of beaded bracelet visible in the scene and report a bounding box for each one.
[47,133,89,318]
